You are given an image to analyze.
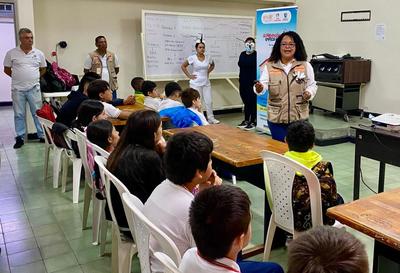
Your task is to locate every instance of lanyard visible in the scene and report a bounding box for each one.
[197,251,240,272]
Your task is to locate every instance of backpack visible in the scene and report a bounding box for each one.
[36,101,56,122]
[40,60,66,92]
[51,62,77,90]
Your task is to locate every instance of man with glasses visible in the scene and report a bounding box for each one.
[3,28,46,148]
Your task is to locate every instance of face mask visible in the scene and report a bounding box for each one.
[245,42,255,53]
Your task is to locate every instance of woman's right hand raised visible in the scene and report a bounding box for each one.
[254,81,264,93]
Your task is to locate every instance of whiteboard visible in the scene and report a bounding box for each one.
[142,10,255,80]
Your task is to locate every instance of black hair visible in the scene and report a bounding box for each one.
[164,82,182,98]
[164,131,213,185]
[286,120,315,152]
[269,31,308,63]
[190,185,251,259]
[245,37,255,43]
[95,35,106,44]
[87,80,110,100]
[72,99,104,130]
[78,72,101,93]
[86,119,113,150]
[107,110,161,173]
[181,88,200,108]
[195,42,205,49]
[141,80,157,96]
[130,77,144,91]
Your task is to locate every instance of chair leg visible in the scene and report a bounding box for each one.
[232,175,237,185]
[92,198,104,245]
[61,155,68,193]
[52,148,63,189]
[72,159,82,203]
[263,217,277,261]
[44,146,50,183]
[111,224,119,273]
[99,212,108,256]
[82,183,92,230]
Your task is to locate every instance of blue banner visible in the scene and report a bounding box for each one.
[255,6,298,132]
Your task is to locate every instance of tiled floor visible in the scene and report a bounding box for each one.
[1,106,399,272]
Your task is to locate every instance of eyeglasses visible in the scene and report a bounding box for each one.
[280,43,296,48]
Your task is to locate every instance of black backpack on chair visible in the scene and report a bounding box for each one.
[40,60,66,92]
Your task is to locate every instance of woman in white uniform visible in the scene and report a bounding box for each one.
[181,40,219,124]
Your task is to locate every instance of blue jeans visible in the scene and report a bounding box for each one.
[12,85,44,139]
[267,121,289,142]
[238,260,284,273]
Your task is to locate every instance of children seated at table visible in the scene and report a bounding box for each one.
[180,184,284,273]
[143,131,221,272]
[287,226,369,273]
[285,120,344,231]
[181,88,209,126]
[71,99,107,132]
[142,80,162,110]
[87,80,132,119]
[86,119,119,153]
[106,109,166,237]
[131,76,145,104]
[158,82,183,112]
[57,72,135,127]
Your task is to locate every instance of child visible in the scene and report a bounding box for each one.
[181,88,209,125]
[285,120,344,231]
[87,79,132,119]
[71,99,107,132]
[106,110,166,238]
[287,226,369,273]
[131,76,145,104]
[142,80,162,110]
[86,119,119,153]
[143,131,222,272]
[180,185,283,273]
[158,82,183,111]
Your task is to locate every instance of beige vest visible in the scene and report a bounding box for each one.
[88,50,118,91]
[266,61,309,124]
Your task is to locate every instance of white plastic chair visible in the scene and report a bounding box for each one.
[37,117,55,183]
[122,192,181,273]
[61,130,82,203]
[75,128,110,245]
[153,252,182,273]
[95,156,137,273]
[260,151,323,261]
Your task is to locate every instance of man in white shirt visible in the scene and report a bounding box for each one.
[3,28,46,148]
[84,36,119,99]
[143,131,222,272]
[158,82,183,112]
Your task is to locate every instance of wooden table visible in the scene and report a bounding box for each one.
[110,104,169,126]
[164,124,288,255]
[328,189,400,272]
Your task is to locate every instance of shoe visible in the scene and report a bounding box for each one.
[244,122,256,131]
[39,138,45,143]
[208,118,220,124]
[13,137,24,149]
[237,120,248,128]
[27,133,39,140]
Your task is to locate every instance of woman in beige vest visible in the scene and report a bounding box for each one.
[254,31,317,141]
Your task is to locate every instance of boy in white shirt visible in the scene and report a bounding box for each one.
[87,79,131,119]
[180,185,284,273]
[142,80,162,111]
[181,88,209,126]
[158,82,183,111]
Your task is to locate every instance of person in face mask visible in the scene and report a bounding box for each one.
[237,37,257,130]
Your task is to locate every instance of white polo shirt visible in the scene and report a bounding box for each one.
[102,102,121,118]
[180,248,241,273]
[144,96,162,111]
[3,47,46,91]
[143,179,196,272]
[188,107,209,126]
[158,98,182,112]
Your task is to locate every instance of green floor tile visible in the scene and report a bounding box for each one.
[32,223,61,238]
[8,248,42,267]
[5,238,37,255]
[53,265,83,273]
[4,228,34,244]
[40,242,72,259]
[36,233,67,248]
[44,252,79,273]
[10,261,46,273]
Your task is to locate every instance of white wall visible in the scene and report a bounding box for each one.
[297,0,400,114]
[32,0,290,109]
[0,22,15,102]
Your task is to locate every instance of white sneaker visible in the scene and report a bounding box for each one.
[208,118,220,124]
